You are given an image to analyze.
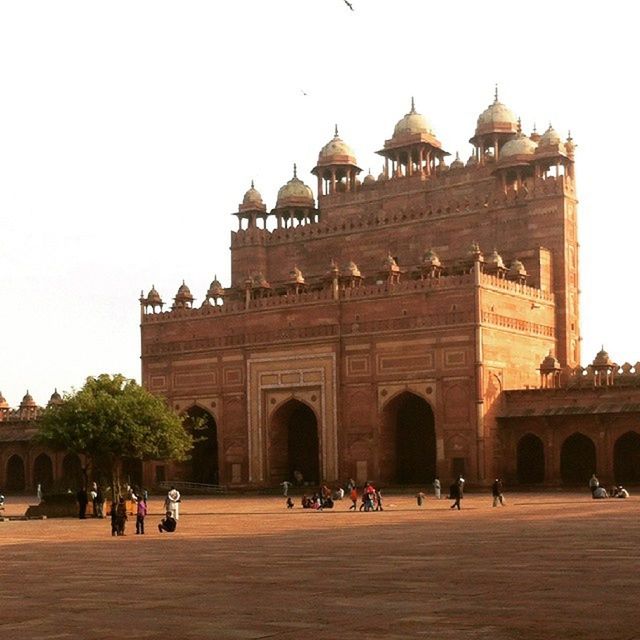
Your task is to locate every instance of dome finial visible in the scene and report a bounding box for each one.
[293,163,297,178]
[517,117,522,134]
[334,123,339,137]
[494,83,499,103]
[410,96,416,113]
[533,122,537,134]
[567,129,573,141]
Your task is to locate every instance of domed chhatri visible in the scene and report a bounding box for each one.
[593,346,614,368]
[473,86,518,137]
[500,130,538,160]
[21,390,36,407]
[312,126,362,196]
[173,280,194,309]
[48,388,63,406]
[0,391,8,409]
[146,285,162,306]
[316,125,358,167]
[535,124,567,157]
[276,164,315,209]
[378,97,447,178]
[393,97,434,138]
[240,180,266,211]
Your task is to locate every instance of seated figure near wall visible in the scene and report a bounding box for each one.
[592,487,608,499]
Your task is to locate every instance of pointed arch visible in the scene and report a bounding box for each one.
[6,454,25,491]
[182,405,219,485]
[560,432,596,485]
[268,398,319,486]
[33,453,54,492]
[62,453,83,489]
[517,433,545,484]
[380,391,436,484]
[613,431,640,484]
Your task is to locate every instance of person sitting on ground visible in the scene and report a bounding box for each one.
[301,495,311,509]
[158,511,177,533]
[322,496,334,509]
[615,485,630,498]
[333,486,345,501]
[588,474,599,495]
[592,486,608,499]
[286,497,294,509]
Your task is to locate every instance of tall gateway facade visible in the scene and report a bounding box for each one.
[140,92,582,488]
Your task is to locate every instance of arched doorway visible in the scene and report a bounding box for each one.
[184,406,219,485]
[269,399,319,486]
[62,453,84,489]
[381,392,436,484]
[33,453,54,492]
[517,434,545,484]
[561,433,596,484]
[613,431,640,484]
[6,455,26,491]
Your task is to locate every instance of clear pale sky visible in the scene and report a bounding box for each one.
[0,1,638,406]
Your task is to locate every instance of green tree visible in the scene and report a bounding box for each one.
[38,374,193,499]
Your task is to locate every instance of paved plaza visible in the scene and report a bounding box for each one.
[1,492,638,639]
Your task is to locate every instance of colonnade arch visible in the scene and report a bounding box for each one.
[6,454,25,491]
[380,391,436,485]
[516,434,545,484]
[613,431,640,484]
[560,433,596,485]
[33,453,54,491]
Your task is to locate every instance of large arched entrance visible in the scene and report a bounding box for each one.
[33,453,54,492]
[269,399,319,486]
[560,433,596,484]
[381,392,436,484]
[184,406,219,485]
[613,431,640,484]
[517,434,545,484]
[62,453,84,489]
[6,455,26,491]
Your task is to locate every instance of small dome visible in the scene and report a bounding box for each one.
[466,153,478,167]
[289,266,305,284]
[536,124,566,154]
[0,391,8,409]
[593,347,614,368]
[48,389,63,406]
[489,250,505,270]
[345,261,361,278]
[500,131,538,159]
[146,285,162,306]
[253,273,270,288]
[393,98,433,138]
[382,253,400,271]
[474,88,518,138]
[242,180,264,207]
[206,276,224,298]
[21,390,36,407]
[276,165,315,209]
[174,281,194,306]
[540,352,561,371]
[363,170,376,185]
[509,259,527,277]
[423,249,441,267]
[377,168,388,182]
[317,126,357,166]
[450,152,464,170]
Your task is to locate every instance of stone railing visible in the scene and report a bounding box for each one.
[567,362,640,388]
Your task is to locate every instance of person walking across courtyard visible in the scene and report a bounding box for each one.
[492,478,505,507]
[416,491,426,507]
[450,478,462,510]
[280,480,292,496]
[76,486,88,519]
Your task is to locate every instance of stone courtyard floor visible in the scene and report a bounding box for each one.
[1,491,638,639]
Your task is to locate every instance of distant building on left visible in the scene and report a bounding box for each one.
[0,390,88,492]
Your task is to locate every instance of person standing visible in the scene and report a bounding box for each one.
[76,486,89,519]
[416,491,426,507]
[348,486,358,510]
[433,477,441,500]
[375,488,383,511]
[95,484,105,518]
[136,496,147,534]
[492,478,505,507]
[166,486,181,520]
[36,483,43,503]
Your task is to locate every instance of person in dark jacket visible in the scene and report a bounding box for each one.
[76,487,88,519]
[449,480,462,510]
[492,478,505,507]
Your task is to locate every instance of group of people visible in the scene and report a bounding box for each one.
[589,474,630,499]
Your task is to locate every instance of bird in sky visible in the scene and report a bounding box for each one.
[300,89,309,96]
[343,0,354,11]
